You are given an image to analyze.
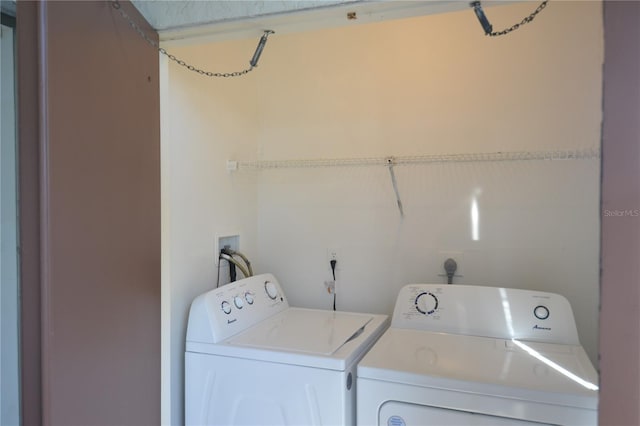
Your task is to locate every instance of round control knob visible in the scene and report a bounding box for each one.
[534,305,550,320]
[245,292,254,305]
[221,300,232,315]
[234,296,244,309]
[415,292,438,315]
[265,281,278,300]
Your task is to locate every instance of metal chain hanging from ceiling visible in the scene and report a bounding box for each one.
[113,0,548,78]
[471,0,549,37]
[110,0,274,78]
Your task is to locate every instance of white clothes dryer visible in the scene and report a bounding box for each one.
[185,273,389,426]
[357,284,598,426]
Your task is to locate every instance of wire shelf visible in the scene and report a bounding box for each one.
[229,148,601,171]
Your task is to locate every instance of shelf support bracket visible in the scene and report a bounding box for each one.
[386,157,404,218]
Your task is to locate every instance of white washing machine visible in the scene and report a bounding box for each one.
[185,273,389,425]
[357,284,598,426]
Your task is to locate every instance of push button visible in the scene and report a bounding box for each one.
[234,296,244,309]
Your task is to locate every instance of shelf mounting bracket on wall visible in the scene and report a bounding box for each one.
[386,157,404,218]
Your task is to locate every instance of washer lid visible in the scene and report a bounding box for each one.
[227,308,373,355]
[358,328,598,409]
[186,308,389,370]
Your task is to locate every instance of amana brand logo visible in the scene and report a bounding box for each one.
[533,324,551,331]
[227,318,237,324]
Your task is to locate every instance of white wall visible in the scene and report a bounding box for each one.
[161,37,261,425]
[255,0,602,360]
[164,1,602,423]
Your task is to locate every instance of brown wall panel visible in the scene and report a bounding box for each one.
[45,1,160,424]
[600,1,640,425]
[17,1,43,424]
[17,1,161,424]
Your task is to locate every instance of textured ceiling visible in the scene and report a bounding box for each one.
[131,0,360,32]
[130,1,474,44]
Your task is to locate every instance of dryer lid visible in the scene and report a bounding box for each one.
[227,308,373,355]
[358,328,598,409]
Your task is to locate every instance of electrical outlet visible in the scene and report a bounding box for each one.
[327,248,338,261]
[327,247,339,270]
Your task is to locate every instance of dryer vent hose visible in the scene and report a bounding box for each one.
[444,258,458,284]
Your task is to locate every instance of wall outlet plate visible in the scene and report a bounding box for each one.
[215,233,240,266]
[327,247,340,270]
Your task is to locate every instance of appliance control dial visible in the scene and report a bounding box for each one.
[265,281,278,300]
[534,305,550,320]
[233,296,244,309]
[221,300,232,315]
[245,292,254,305]
[415,292,439,315]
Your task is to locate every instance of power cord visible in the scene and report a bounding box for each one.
[216,256,222,288]
[330,259,337,311]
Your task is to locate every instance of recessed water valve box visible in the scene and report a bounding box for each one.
[215,234,240,266]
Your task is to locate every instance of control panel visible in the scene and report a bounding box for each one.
[186,273,289,344]
[391,284,580,345]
